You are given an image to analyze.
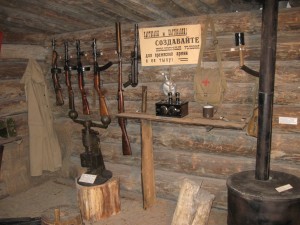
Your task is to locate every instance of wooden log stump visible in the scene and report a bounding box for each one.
[41,205,82,225]
[76,177,121,222]
[171,178,215,225]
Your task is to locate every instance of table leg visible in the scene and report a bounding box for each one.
[0,145,3,176]
[141,119,156,209]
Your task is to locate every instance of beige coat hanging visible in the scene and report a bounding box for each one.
[20,59,62,176]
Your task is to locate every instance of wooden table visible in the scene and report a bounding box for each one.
[116,112,246,209]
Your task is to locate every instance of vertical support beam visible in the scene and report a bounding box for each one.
[141,119,156,209]
[255,0,279,180]
[0,145,3,176]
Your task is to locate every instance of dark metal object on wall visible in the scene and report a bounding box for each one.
[123,23,139,88]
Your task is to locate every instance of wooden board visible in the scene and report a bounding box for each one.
[117,112,246,130]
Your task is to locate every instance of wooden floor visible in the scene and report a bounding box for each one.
[0,177,227,225]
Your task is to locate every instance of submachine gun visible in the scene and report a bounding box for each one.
[76,40,90,115]
[72,39,113,186]
[123,23,139,88]
[92,38,113,127]
[64,41,78,120]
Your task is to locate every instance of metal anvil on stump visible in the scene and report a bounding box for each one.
[73,119,120,221]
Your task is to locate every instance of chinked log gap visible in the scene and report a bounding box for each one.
[227,1,300,224]
[116,22,132,155]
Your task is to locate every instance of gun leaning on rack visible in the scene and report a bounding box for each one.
[64,41,78,120]
[92,38,113,127]
[51,39,64,106]
[123,23,139,88]
[116,22,132,155]
[76,40,90,115]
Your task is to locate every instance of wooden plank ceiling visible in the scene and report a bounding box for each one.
[0,0,296,35]
[0,0,262,34]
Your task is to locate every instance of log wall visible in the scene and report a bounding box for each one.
[0,8,299,209]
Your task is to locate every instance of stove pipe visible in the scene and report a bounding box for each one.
[255,0,278,181]
[226,1,300,224]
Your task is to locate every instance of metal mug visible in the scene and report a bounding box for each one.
[203,105,214,118]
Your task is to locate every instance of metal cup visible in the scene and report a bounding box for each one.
[203,105,214,118]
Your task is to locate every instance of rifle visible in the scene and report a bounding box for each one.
[51,38,64,106]
[64,41,78,120]
[76,40,90,115]
[123,23,139,88]
[92,38,113,127]
[116,22,132,155]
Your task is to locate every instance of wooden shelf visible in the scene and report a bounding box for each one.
[115,112,247,210]
[0,136,22,145]
[116,112,246,130]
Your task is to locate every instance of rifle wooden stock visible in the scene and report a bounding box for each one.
[76,40,90,115]
[51,39,64,106]
[94,74,109,117]
[116,22,132,155]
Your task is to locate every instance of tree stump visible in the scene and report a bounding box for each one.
[41,205,82,225]
[171,178,215,225]
[76,177,120,222]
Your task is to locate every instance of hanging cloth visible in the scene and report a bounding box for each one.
[194,17,227,105]
[20,59,62,176]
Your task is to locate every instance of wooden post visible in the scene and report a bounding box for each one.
[76,177,120,222]
[171,179,215,225]
[141,119,156,209]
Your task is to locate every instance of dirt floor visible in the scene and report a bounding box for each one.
[0,177,227,225]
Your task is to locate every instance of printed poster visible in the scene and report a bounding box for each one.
[139,24,201,66]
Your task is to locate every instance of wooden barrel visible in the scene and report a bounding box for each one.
[41,205,82,225]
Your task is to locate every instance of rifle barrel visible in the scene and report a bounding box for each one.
[116,22,132,155]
